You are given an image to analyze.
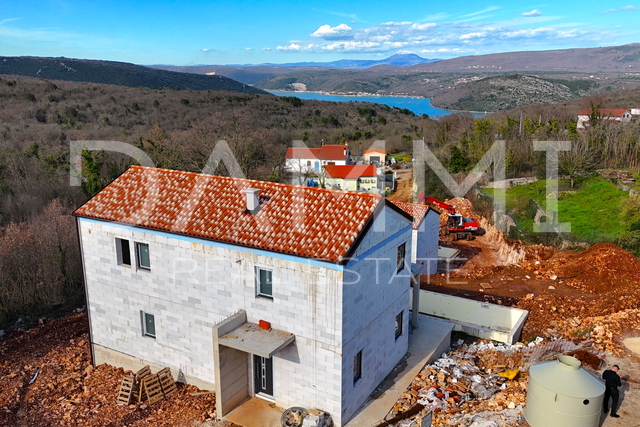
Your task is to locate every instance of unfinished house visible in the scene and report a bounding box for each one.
[392,202,440,276]
[74,165,417,426]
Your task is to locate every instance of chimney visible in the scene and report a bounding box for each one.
[243,188,261,214]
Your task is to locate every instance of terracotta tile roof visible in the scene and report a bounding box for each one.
[285,144,348,160]
[74,166,381,262]
[285,147,321,159]
[578,108,630,117]
[364,148,387,155]
[324,164,377,179]
[391,202,431,230]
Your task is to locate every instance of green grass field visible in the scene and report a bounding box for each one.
[483,175,628,243]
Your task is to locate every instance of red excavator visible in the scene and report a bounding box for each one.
[418,192,485,241]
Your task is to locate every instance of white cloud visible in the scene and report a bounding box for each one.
[277,43,314,52]
[277,43,302,51]
[0,18,22,26]
[603,5,639,13]
[202,48,212,52]
[522,9,542,17]
[462,6,501,18]
[268,13,616,57]
[245,47,253,51]
[381,21,413,26]
[460,32,486,40]
[421,47,465,53]
[262,47,272,51]
[411,23,437,30]
[311,24,353,40]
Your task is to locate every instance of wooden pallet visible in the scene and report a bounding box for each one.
[136,365,152,402]
[140,374,165,404]
[116,374,135,406]
[157,367,178,398]
[136,365,152,380]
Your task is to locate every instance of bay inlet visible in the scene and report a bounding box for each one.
[269,91,484,118]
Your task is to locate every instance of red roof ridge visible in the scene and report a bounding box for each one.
[364,148,387,154]
[325,164,377,179]
[75,166,382,262]
[391,201,431,229]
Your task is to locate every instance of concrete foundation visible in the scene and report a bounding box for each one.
[411,290,529,344]
[92,343,216,391]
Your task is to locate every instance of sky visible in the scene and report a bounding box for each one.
[1,0,639,66]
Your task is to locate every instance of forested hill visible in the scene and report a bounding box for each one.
[0,56,269,94]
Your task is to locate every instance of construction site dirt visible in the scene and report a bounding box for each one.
[0,313,230,427]
[2,194,640,427]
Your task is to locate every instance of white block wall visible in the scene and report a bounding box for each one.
[341,206,413,423]
[78,203,412,427]
[415,209,440,275]
[78,218,344,420]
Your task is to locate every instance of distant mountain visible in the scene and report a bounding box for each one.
[241,53,439,69]
[0,56,269,94]
[149,53,439,85]
[407,43,640,73]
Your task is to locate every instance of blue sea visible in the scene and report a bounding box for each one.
[269,91,484,118]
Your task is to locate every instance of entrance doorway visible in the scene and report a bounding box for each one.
[253,355,273,399]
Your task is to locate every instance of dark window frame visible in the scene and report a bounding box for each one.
[353,350,362,384]
[116,238,131,266]
[141,311,156,338]
[136,242,151,270]
[395,311,403,339]
[256,267,273,299]
[397,242,406,273]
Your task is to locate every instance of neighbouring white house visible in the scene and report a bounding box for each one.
[577,108,633,130]
[324,164,379,192]
[363,148,387,166]
[392,202,440,276]
[74,165,418,426]
[284,143,350,173]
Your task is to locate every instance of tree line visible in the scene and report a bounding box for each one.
[1,75,639,325]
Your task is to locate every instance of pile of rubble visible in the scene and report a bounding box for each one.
[547,242,640,294]
[597,169,636,185]
[0,313,221,427]
[386,337,602,427]
[515,242,640,350]
[439,198,553,266]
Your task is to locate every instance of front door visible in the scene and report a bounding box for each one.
[253,355,273,398]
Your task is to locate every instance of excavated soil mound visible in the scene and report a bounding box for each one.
[567,349,603,370]
[438,198,476,226]
[551,242,640,294]
[0,313,220,427]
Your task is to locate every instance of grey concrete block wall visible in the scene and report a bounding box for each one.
[416,210,440,275]
[79,217,345,419]
[340,207,413,424]
[78,202,415,427]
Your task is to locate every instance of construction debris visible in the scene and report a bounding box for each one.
[385,337,602,427]
[0,313,223,427]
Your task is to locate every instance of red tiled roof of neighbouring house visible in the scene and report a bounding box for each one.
[391,202,431,230]
[324,164,377,179]
[364,148,387,155]
[285,144,348,160]
[578,108,630,117]
[74,166,382,262]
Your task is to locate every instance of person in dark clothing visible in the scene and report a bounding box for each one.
[603,365,622,418]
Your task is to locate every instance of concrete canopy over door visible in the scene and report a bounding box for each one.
[212,310,295,417]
